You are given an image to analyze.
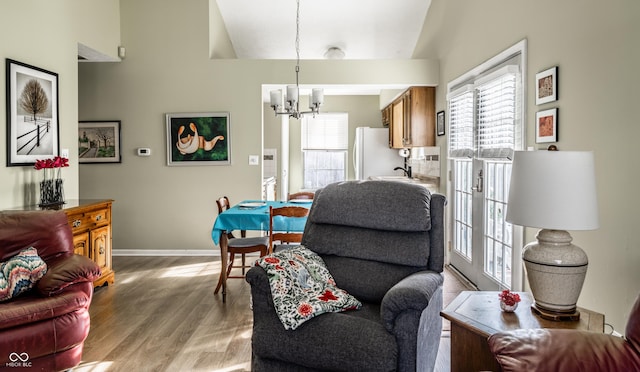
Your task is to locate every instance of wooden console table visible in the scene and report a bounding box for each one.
[441,291,604,372]
[9,199,115,287]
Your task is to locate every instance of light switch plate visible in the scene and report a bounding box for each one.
[249,155,259,165]
[61,148,69,158]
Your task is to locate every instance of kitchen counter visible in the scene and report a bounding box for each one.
[368,175,439,193]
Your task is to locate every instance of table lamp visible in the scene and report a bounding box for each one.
[506,150,598,320]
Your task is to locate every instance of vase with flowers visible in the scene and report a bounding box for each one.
[35,156,69,207]
[498,289,521,312]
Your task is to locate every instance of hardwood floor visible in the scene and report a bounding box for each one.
[76,256,472,372]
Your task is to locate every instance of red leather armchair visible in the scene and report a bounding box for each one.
[488,294,640,371]
[0,210,101,371]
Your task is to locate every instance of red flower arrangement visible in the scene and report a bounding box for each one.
[34,156,69,207]
[498,289,521,306]
[34,156,69,171]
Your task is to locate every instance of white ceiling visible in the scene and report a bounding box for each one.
[216,0,432,60]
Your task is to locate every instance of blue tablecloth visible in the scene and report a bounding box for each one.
[211,200,311,245]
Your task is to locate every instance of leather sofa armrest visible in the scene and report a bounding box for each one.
[380,271,443,332]
[488,328,640,371]
[37,254,101,296]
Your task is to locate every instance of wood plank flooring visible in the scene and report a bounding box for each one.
[76,256,472,372]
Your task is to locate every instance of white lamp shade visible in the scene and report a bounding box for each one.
[270,90,282,108]
[286,85,298,105]
[506,151,599,230]
[311,88,324,106]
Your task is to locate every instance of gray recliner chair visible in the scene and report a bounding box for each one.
[246,180,446,371]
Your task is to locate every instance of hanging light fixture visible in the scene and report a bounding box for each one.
[270,0,324,119]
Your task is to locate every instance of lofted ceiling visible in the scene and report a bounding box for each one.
[216,0,433,100]
[215,0,432,60]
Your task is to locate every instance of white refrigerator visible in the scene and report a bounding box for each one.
[353,127,404,180]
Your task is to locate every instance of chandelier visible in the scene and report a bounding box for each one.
[269,0,324,119]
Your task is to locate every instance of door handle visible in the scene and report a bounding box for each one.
[471,170,483,193]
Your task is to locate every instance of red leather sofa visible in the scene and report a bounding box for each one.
[488,293,640,371]
[0,210,101,371]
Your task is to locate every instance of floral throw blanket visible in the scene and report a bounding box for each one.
[256,245,361,330]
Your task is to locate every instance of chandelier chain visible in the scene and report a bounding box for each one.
[295,0,301,82]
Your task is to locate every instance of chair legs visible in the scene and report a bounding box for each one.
[214,250,267,295]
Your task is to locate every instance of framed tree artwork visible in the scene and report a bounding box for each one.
[78,121,122,163]
[5,59,59,166]
[165,112,231,166]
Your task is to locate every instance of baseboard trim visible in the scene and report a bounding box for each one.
[113,249,219,257]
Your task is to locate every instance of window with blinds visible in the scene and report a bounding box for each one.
[448,63,521,160]
[301,113,348,189]
[448,85,474,158]
[476,65,519,159]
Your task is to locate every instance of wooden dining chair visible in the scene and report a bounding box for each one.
[214,196,269,295]
[287,191,315,201]
[268,206,310,253]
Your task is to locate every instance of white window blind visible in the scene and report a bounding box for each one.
[448,85,474,158]
[302,113,348,150]
[476,66,518,159]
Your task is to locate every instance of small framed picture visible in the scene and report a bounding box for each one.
[535,66,557,105]
[535,108,558,143]
[6,59,60,166]
[78,121,122,163]
[166,112,230,166]
[436,111,445,136]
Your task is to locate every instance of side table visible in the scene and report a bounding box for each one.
[441,291,604,372]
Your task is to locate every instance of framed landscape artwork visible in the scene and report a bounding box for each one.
[78,121,121,163]
[6,59,59,166]
[165,112,230,166]
[535,108,558,143]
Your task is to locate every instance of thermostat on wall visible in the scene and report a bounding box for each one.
[137,148,151,156]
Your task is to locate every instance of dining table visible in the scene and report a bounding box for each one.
[211,199,312,302]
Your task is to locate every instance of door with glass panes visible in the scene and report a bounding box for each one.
[448,47,525,291]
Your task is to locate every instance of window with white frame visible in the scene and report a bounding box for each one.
[301,113,348,189]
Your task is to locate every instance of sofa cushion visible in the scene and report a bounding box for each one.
[252,302,397,371]
[256,246,361,330]
[0,247,47,302]
[0,282,93,331]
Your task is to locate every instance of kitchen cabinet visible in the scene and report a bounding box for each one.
[381,105,392,127]
[63,199,115,287]
[385,86,436,149]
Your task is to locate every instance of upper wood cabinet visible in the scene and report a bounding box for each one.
[384,86,436,149]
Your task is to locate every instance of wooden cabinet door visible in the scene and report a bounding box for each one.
[73,231,89,257]
[390,99,405,148]
[407,87,435,147]
[92,225,111,272]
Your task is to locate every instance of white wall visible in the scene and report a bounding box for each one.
[78,0,439,256]
[0,0,120,209]
[416,0,640,332]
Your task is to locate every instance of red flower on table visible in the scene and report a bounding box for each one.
[318,289,338,302]
[264,257,280,264]
[498,289,521,306]
[297,303,314,317]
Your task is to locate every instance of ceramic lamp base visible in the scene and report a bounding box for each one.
[531,303,581,321]
[523,229,588,318]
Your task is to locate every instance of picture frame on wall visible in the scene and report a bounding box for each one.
[5,59,60,166]
[535,108,558,143]
[165,112,231,166]
[78,121,122,163]
[436,110,445,136]
[535,66,558,105]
